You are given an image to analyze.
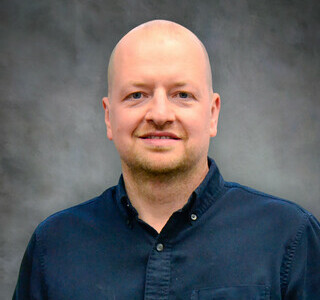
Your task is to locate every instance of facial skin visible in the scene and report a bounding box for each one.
[103,20,220,180]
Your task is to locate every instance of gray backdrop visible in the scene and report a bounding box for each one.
[1,0,319,298]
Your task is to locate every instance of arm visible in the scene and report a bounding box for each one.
[283,214,320,299]
[13,231,47,300]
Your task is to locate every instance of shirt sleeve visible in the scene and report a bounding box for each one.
[284,213,320,299]
[13,230,47,300]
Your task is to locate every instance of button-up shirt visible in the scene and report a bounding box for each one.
[13,157,320,299]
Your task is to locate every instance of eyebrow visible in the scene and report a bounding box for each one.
[119,81,199,97]
[127,81,191,88]
[131,82,150,88]
[172,82,189,87]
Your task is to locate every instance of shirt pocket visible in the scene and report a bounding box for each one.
[191,285,270,300]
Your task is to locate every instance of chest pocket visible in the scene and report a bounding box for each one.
[191,285,270,300]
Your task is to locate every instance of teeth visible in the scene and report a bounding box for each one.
[146,136,172,139]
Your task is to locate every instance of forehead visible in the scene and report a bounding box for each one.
[111,32,209,88]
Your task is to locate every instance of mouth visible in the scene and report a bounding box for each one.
[139,132,181,140]
[138,132,181,147]
[140,136,179,140]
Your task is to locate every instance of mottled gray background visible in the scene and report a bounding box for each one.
[1,0,319,297]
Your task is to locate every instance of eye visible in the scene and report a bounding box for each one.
[175,92,193,99]
[180,92,189,98]
[125,92,144,101]
[131,92,142,99]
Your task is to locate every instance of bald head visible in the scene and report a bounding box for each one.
[107,20,213,97]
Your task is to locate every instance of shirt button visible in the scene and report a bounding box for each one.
[156,243,164,252]
[190,213,198,221]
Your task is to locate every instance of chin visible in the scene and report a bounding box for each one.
[123,152,195,176]
[141,161,184,175]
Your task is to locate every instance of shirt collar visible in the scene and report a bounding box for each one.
[190,156,225,218]
[115,156,225,221]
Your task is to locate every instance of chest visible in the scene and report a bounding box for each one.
[44,219,282,299]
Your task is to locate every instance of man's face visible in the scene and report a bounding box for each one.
[103,31,220,175]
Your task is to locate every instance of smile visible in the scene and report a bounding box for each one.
[141,136,177,139]
[139,136,180,147]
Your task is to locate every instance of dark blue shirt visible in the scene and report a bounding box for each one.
[13,157,320,299]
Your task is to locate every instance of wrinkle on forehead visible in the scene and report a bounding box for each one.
[107,20,213,97]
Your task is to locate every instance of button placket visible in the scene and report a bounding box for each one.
[190,213,198,221]
[144,242,172,300]
[156,243,164,252]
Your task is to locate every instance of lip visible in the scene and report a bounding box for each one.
[138,131,181,147]
[139,132,180,139]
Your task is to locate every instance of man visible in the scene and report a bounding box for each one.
[14,20,320,299]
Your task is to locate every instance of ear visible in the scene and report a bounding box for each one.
[102,97,113,140]
[209,92,221,137]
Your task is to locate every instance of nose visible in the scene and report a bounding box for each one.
[145,89,175,126]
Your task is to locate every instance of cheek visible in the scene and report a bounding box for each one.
[112,108,142,137]
[182,108,211,135]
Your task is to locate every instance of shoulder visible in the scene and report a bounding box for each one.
[220,181,317,231]
[216,181,320,263]
[34,185,118,238]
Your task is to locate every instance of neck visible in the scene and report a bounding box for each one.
[122,157,209,233]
